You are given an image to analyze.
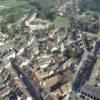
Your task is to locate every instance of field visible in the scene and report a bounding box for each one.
[0,0,28,8]
[0,0,32,23]
[54,16,71,28]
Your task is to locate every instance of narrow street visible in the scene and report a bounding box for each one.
[11,59,42,100]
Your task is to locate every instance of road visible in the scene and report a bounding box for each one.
[11,59,43,100]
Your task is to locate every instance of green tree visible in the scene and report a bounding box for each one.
[78,0,90,12]
[82,34,91,50]
[7,15,15,23]
[31,0,57,20]
[64,45,74,58]
[7,27,15,39]
[0,22,8,33]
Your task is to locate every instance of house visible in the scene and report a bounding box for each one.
[21,35,39,56]
[27,34,37,46]
[78,83,100,100]
[22,46,33,59]
[15,56,30,68]
[13,34,27,56]
[24,13,51,32]
[35,70,49,81]
[40,89,52,100]
[0,44,15,68]
[53,82,72,100]
[47,38,56,48]
[88,56,100,86]
[0,66,32,100]
[25,13,37,26]
[35,57,52,69]
[31,42,39,55]
[96,74,100,84]
[55,28,68,44]
[94,40,100,56]
[0,16,4,21]
[42,74,62,92]
[29,71,40,87]
[42,69,74,93]
[72,53,97,92]
[0,32,8,45]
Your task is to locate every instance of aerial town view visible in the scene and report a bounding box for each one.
[0,0,100,100]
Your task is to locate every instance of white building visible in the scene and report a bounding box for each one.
[0,32,8,45]
[25,13,51,32]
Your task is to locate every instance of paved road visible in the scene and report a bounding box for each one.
[11,59,43,100]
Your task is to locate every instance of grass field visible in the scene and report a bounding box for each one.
[0,0,31,22]
[0,0,28,8]
[54,16,71,28]
[0,0,31,16]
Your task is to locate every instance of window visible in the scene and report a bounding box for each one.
[90,96,93,99]
[93,97,96,100]
[80,94,85,99]
[87,94,90,97]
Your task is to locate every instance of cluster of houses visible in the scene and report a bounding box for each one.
[0,12,100,100]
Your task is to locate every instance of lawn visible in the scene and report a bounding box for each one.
[0,0,31,16]
[0,0,28,8]
[54,16,71,28]
[79,14,94,23]
[0,0,32,22]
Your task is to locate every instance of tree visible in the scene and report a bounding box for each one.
[7,27,15,39]
[7,15,15,23]
[64,45,74,58]
[82,34,91,51]
[0,22,8,33]
[78,0,90,12]
[30,0,57,20]
[47,9,56,21]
